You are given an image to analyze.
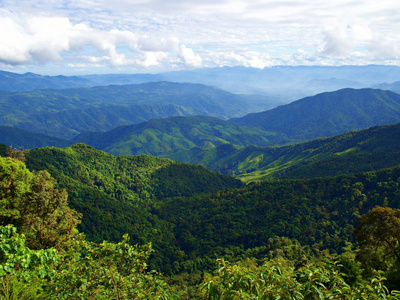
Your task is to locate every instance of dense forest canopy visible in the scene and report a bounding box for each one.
[2,143,400,298]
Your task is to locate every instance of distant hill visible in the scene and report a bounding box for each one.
[372,81,400,94]
[82,65,400,100]
[230,88,400,140]
[73,115,291,156]
[4,65,400,103]
[0,126,71,149]
[0,70,91,92]
[182,123,400,182]
[0,82,251,139]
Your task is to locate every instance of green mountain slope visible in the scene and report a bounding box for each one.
[0,82,251,139]
[0,126,72,149]
[23,144,242,271]
[2,141,399,280]
[73,115,291,156]
[158,165,400,258]
[180,123,400,182]
[231,88,400,140]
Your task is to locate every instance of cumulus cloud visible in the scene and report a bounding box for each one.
[178,45,202,68]
[318,23,397,60]
[319,25,355,57]
[314,19,400,66]
[226,52,271,68]
[0,11,199,69]
[0,16,31,64]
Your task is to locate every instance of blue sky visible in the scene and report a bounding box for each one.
[1,0,399,75]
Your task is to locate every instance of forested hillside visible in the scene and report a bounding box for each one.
[173,123,400,182]
[4,121,400,185]
[23,144,242,271]
[0,126,71,149]
[2,147,400,297]
[2,144,400,297]
[73,115,290,156]
[18,144,400,274]
[231,88,400,140]
[159,166,400,255]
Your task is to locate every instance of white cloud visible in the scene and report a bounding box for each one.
[367,37,400,59]
[319,25,355,57]
[178,45,202,68]
[139,51,169,68]
[0,16,31,64]
[1,1,400,73]
[0,11,199,70]
[137,37,180,52]
[208,51,271,68]
[317,22,400,63]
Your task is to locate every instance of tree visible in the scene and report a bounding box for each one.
[354,206,400,289]
[0,157,32,226]
[5,146,26,163]
[0,157,81,249]
[355,206,400,265]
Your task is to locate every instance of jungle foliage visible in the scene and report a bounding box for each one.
[2,146,400,298]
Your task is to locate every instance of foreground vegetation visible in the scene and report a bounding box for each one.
[2,147,400,298]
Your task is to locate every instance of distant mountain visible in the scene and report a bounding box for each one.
[231,88,400,140]
[81,73,165,86]
[0,126,71,149]
[83,65,400,100]
[182,123,400,182]
[0,70,91,92]
[372,81,400,94]
[4,65,400,104]
[0,82,251,139]
[73,115,291,156]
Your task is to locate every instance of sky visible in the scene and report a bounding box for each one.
[0,0,400,75]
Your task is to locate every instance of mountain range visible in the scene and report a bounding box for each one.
[3,66,400,101]
[3,115,400,185]
[3,66,400,292]
[0,82,251,139]
[0,70,90,92]
[2,88,400,180]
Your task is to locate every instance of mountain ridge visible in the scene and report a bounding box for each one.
[182,122,400,182]
[230,88,400,140]
[72,115,291,156]
[0,82,252,139]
